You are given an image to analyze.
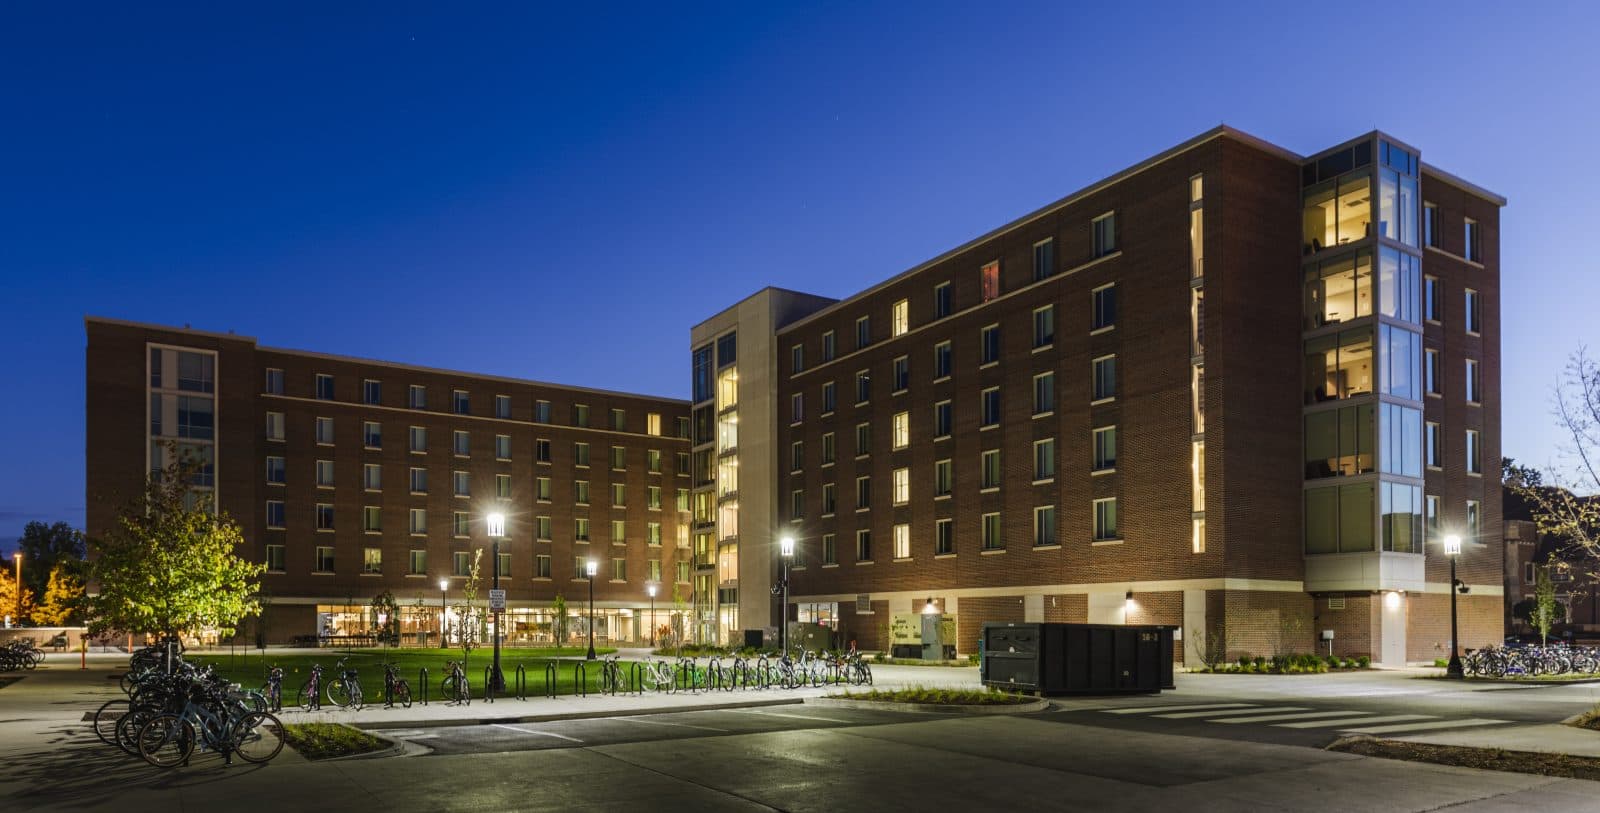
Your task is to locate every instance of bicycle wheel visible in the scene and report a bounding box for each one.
[297,681,315,710]
[94,699,129,746]
[231,711,285,764]
[117,705,160,755]
[326,678,349,708]
[137,714,194,769]
[600,667,616,694]
[394,681,412,709]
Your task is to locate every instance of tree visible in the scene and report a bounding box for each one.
[1509,351,1600,559]
[552,593,568,647]
[1191,617,1237,672]
[370,590,400,646]
[0,569,37,626]
[1532,567,1561,645]
[87,445,264,639]
[30,564,85,626]
[15,521,86,598]
[453,548,483,662]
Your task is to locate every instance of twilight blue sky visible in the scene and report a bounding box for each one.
[3,2,1597,548]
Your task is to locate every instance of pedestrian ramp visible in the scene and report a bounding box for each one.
[1094,702,1511,736]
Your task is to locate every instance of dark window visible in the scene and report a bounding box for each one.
[1033,306,1054,348]
[934,341,952,378]
[1092,213,1117,257]
[980,326,1000,364]
[934,401,952,437]
[892,357,909,392]
[716,332,737,367]
[1092,285,1117,331]
[934,282,952,318]
[855,317,871,349]
[692,344,714,403]
[981,389,1000,427]
[1033,239,1055,281]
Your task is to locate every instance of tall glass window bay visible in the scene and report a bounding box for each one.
[1378,324,1422,401]
[1302,173,1370,254]
[1304,328,1372,403]
[1378,140,1420,248]
[1303,403,1374,479]
[1303,251,1373,330]
[1378,403,1422,478]
[1378,248,1421,325]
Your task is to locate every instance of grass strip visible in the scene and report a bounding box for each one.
[829,686,1033,705]
[279,722,392,760]
[1329,737,1600,781]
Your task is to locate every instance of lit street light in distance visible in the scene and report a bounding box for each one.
[585,559,598,660]
[1444,533,1464,679]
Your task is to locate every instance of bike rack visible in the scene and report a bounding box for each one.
[514,663,527,701]
[675,659,697,693]
[627,662,644,696]
[419,667,429,706]
[483,666,495,703]
[543,662,557,698]
[572,661,587,698]
[707,657,722,691]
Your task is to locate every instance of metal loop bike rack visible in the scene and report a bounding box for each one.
[627,662,644,696]
[418,667,429,706]
[543,662,557,698]
[514,663,527,700]
[573,661,587,698]
[483,666,495,703]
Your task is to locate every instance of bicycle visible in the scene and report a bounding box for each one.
[136,684,283,767]
[638,656,674,692]
[260,665,284,713]
[440,660,471,705]
[326,657,365,709]
[382,661,412,709]
[297,663,324,711]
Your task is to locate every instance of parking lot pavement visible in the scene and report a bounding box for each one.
[364,704,921,755]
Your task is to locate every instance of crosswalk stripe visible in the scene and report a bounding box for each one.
[1101,703,1257,715]
[1343,718,1508,735]
[1208,710,1374,724]
[489,723,584,742]
[1158,706,1308,719]
[1276,714,1433,729]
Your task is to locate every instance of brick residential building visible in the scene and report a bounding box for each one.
[85,318,693,645]
[702,126,1504,666]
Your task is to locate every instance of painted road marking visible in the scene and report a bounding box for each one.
[612,716,730,732]
[489,723,584,742]
[1276,714,1434,729]
[729,709,848,724]
[1158,706,1309,719]
[1209,710,1373,724]
[1101,703,1257,715]
[1343,718,1509,735]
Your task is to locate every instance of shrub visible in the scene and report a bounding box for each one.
[1253,656,1266,668]
[1238,655,1252,668]
[1356,655,1371,668]
[1324,655,1340,669]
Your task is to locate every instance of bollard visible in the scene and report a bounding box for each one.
[515,664,527,701]
[543,662,557,699]
[573,661,587,698]
[419,667,429,706]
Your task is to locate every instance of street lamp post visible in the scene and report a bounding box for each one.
[647,583,657,647]
[487,512,507,692]
[11,552,20,626]
[778,535,795,656]
[439,578,449,649]
[584,559,598,659]
[1445,534,1464,679]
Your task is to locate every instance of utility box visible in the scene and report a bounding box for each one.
[981,622,1175,695]
[920,613,956,660]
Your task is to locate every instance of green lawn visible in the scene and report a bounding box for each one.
[190,647,619,701]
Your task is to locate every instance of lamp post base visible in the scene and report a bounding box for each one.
[1445,654,1464,679]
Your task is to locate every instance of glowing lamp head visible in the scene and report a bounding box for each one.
[586,559,598,578]
[1384,591,1402,611]
[647,583,657,598]
[486,512,506,538]
[439,579,449,592]
[1443,534,1462,557]
[780,535,796,558]
[921,598,939,615]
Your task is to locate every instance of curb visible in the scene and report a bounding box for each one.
[310,725,406,762]
[804,696,1050,715]
[330,696,806,730]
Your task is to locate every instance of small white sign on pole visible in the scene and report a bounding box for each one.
[489,589,507,611]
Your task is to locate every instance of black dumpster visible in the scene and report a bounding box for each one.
[981,622,1175,695]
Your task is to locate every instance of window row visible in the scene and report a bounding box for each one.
[791,357,1117,428]
[789,431,1115,518]
[263,373,684,438]
[790,276,1120,374]
[265,501,687,545]
[267,545,690,583]
[806,499,1120,564]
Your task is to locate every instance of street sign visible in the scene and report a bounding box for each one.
[489,589,506,611]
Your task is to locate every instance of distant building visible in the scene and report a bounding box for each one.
[86,318,692,646]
